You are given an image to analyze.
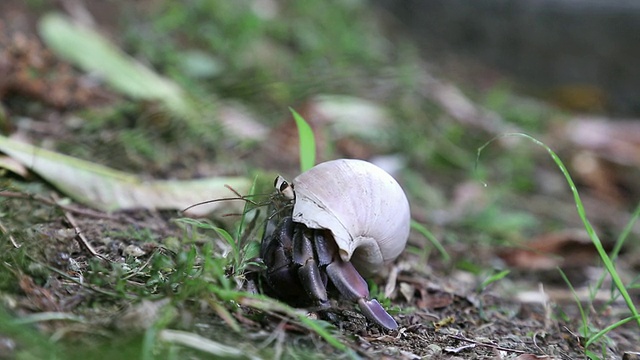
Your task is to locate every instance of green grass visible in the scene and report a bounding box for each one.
[410,220,450,263]
[478,133,640,357]
[290,107,316,172]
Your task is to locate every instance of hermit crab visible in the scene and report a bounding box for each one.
[258,159,411,330]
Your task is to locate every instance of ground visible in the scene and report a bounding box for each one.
[0,1,639,359]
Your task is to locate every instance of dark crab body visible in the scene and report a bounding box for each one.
[260,213,398,329]
[256,159,411,330]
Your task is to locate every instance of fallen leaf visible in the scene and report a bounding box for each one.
[309,94,390,140]
[399,282,415,303]
[38,13,192,118]
[422,76,515,134]
[217,102,269,141]
[0,155,28,177]
[570,151,625,204]
[418,286,454,309]
[159,330,260,359]
[561,117,640,204]
[564,117,640,167]
[434,181,488,224]
[259,101,328,169]
[0,135,249,215]
[498,229,607,270]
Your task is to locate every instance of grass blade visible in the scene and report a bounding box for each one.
[558,267,590,337]
[410,220,449,262]
[289,107,316,172]
[477,133,640,329]
[479,269,510,292]
[585,315,640,348]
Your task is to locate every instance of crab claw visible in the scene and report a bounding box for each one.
[326,260,398,330]
[294,228,328,304]
[357,298,397,330]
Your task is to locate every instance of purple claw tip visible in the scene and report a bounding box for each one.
[358,298,398,330]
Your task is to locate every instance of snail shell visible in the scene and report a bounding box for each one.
[291,159,411,275]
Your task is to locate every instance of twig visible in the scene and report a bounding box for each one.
[0,221,20,248]
[52,193,107,261]
[447,334,526,354]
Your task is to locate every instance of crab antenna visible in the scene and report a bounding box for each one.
[181,187,271,214]
[181,197,254,213]
[224,184,246,198]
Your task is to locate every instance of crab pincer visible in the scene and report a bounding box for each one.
[326,259,398,329]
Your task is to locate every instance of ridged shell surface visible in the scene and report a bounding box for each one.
[291,159,410,274]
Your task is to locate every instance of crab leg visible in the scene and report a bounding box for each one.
[326,260,398,330]
[293,226,328,305]
[260,217,304,300]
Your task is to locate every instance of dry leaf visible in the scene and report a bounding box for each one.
[0,135,249,215]
[0,155,28,177]
[498,229,606,270]
[399,282,415,303]
[417,287,454,309]
[159,330,261,360]
[217,102,269,141]
[39,14,192,118]
[561,117,640,204]
[309,94,390,140]
[564,117,640,167]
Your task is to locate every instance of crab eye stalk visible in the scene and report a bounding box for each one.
[274,175,295,200]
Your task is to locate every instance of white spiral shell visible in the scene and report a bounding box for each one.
[290,159,411,275]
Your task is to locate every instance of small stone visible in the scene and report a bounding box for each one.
[124,244,146,257]
[426,343,442,355]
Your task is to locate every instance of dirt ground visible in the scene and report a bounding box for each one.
[1,1,639,360]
